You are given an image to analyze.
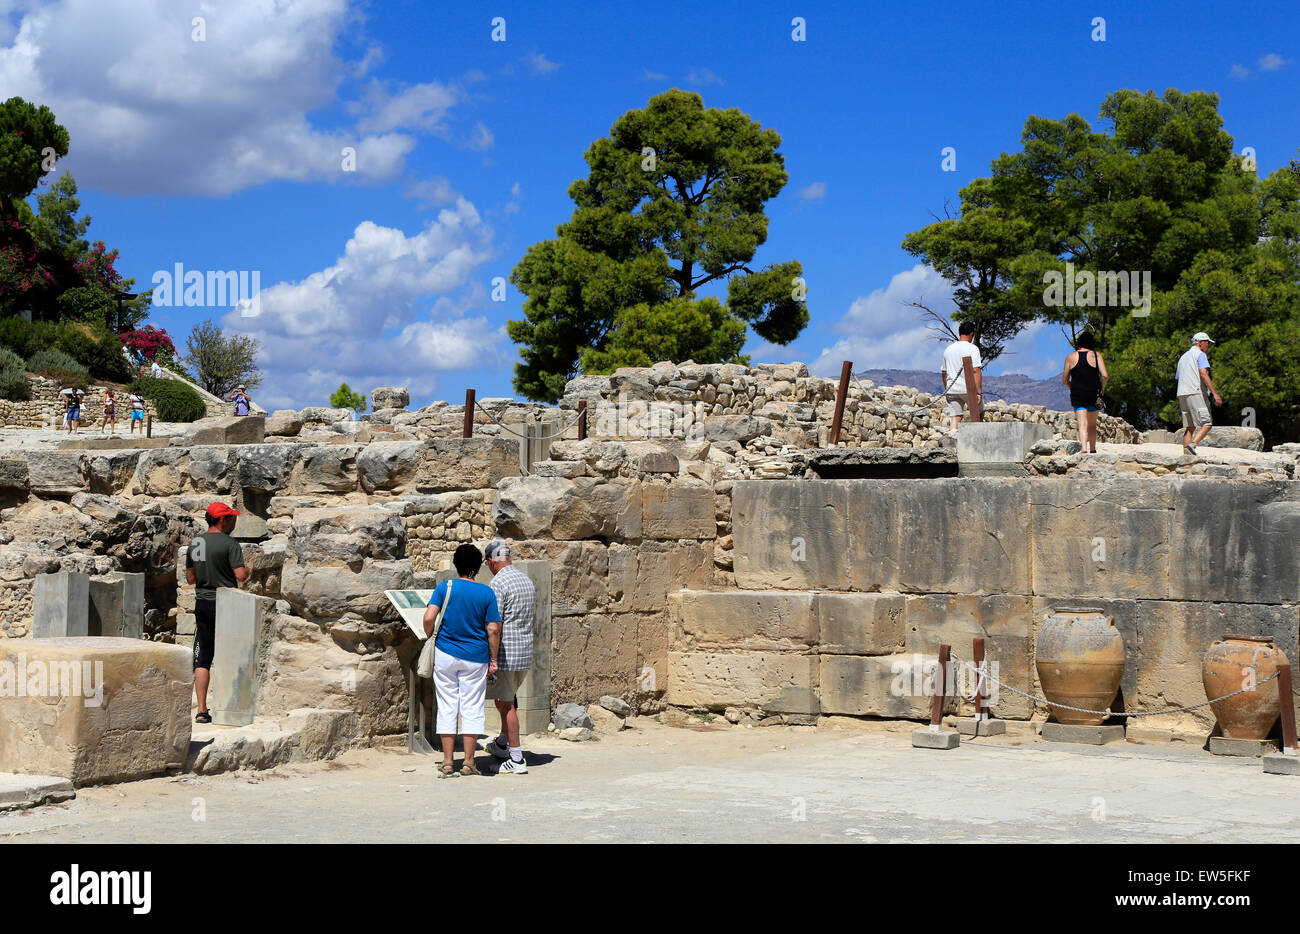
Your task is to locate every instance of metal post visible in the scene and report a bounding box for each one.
[146,415,153,439]
[1279,662,1297,755]
[462,389,475,438]
[962,357,982,422]
[929,643,951,729]
[830,360,852,445]
[577,400,588,441]
[973,637,987,720]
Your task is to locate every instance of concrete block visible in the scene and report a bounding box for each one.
[815,592,906,655]
[0,637,193,785]
[667,651,818,714]
[1209,736,1278,757]
[32,572,89,638]
[87,577,124,638]
[911,727,960,749]
[119,572,144,640]
[1041,722,1124,744]
[0,773,76,811]
[953,717,1006,736]
[672,590,816,648]
[1262,753,1300,775]
[209,589,276,726]
[957,421,1052,467]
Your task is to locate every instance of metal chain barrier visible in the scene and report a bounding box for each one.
[472,400,583,443]
[948,652,1281,719]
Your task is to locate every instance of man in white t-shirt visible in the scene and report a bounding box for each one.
[1174,331,1221,455]
[940,322,983,431]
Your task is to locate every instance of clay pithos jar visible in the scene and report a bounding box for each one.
[1035,607,1125,726]
[1202,637,1289,740]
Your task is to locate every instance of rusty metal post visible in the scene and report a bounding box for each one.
[973,637,987,720]
[1279,662,1297,755]
[929,644,951,728]
[462,389,475,438]
[962,357,982,422]
[146,415,152,439]
[829,360,852,445]
[577,400,587,441]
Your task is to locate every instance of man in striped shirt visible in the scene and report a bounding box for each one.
[483,539,536,773]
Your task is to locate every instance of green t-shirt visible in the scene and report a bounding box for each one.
[186,531,246,601]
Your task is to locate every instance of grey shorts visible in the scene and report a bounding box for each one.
[1179,393,1211,429]
[485,669,527,702]
[944,392,968,418]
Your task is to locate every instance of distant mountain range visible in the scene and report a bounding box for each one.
[856,369,1070,410]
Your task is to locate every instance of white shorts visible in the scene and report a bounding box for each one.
[432,648,489,736]
[944,392,968,418]
[1179,393,1211,429]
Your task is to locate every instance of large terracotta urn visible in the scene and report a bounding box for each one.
[1202,638,1288,740]
[1035,607,1125,726]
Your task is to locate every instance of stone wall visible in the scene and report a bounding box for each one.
[0,376,161,428]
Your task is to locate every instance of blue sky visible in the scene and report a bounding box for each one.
[4,0,1297,409]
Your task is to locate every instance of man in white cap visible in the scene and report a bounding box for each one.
[483,539,535,774]
[1175,332,1222,454]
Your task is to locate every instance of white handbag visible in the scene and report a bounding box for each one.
[416,580,453,679]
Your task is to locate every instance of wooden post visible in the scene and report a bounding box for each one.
[1279,662,1298,755]
[462,389,475,438]
[577,400,588,441]
[929,644,951,727]
[973,637,987,720]
[146,415,152,439]
[829,360,852,445]
[962,357,982,422]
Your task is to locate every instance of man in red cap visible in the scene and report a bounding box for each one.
[185,502,248,723]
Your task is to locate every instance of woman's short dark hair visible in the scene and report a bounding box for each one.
[1076,331,1096,350]
[453,543,482,579]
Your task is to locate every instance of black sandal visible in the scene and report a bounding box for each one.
[195,711,212,724]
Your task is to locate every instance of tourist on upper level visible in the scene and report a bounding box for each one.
[940,321,983,432]
[1175,332,1221,455]
[1062,331,1108,454]
[227,385,252,416]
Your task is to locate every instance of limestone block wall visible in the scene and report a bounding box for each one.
[681,477,1300,732]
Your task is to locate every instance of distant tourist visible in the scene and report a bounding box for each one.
[227,385,251,416]
[59,386,74,430]
[1175,332,1221,455]
[128,392,146,434]
[483,539,536,775]
[66,388,84,434]
[120,343,135,375]
[101,389,117,435]
[423,543,502,778]
[940,322,983,431]
[150,359,163,380]
[1062,331,1108,453]
[185,502,248,724]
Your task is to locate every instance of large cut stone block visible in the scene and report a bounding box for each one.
[287,444,360,493]
[280,558,413,622]
[1029,477,1172,600]
[26,451,85,496]
[733,481,851,590]
[183,415,266,446]
[815,592,906,655]
[494,476,642,540]
[210,589,277,726]
[957,421,1052,472]
[642,479,714,540]
[671,590,816,649]
[1166,480,1300,605]
[0,637,193,785]
[667,651,818,714]
[818,654,942,719]
[33,572,89,638]
[608,541,712,613]
[413,438,519,492]
[357,441,424,493]
[510,541,607,616]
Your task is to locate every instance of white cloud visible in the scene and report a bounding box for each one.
[643,67,668,81]
[405,175,459,208]
[352,79,458,134]
[1230,64,1251,79]
[467,122,494,150]
[221,199,505,408]
[525,52,559,75]
[797,182,826,201]
[1258,53,1289,71]
[0,0,430,195]
[686,67,723,86]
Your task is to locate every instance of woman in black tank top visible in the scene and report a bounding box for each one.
[1061,331,1109,453]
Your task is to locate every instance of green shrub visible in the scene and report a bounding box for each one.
[0,317,131,382]
[27,348,89,384]
[129,376,206,422]
[0,348,27,402]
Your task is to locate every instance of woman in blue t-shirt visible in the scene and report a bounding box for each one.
[423,544,502,777]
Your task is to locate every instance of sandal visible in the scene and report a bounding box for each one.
[195,711,212,724]
[437,763,459,778]
[459,762,480,777]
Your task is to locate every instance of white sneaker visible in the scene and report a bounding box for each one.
[485,737,510,759]
[497,757,528,774]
